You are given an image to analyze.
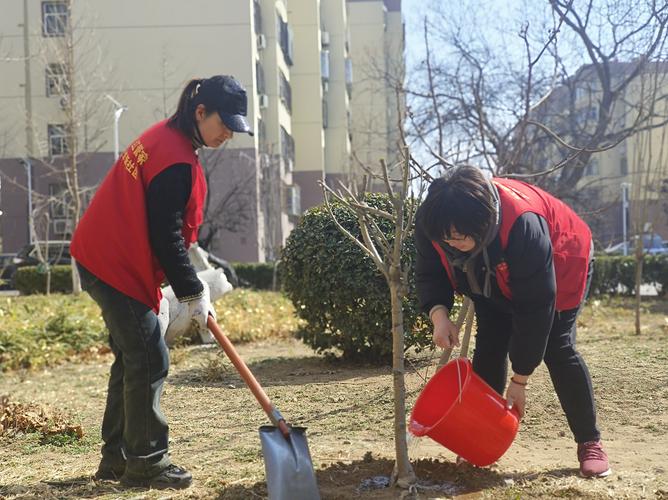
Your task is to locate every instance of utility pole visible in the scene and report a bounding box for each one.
[105,94,127,160]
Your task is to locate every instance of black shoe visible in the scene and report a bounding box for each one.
[94,463,126,481]
[120,464,192,490]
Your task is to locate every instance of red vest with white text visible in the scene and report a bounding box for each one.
[71,120,207,312]
[431,178,592,311]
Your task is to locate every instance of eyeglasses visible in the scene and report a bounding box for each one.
[443,234,470,244]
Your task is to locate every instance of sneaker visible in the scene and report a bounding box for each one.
[120,464,192,490]
[577,440,611,478]
[94,462,126,481]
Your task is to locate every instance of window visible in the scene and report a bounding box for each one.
[576,106,598,125]
[257,118,267,152]
[42,2,68,37]
[51,219,73,238]
[585,158,599,176]
[48,183,69,218]
[253,0,262,35]
[47,124,70,156]
[322,99,328,129]
[320,50,330,81]
[279,71,292,113]
[256,61,265,95]
[345,57,353,95]
[276,13,293,66]
[285,184,301,216]
[620,155,628,176]
[45,63,68,97]
[280,125,295,172]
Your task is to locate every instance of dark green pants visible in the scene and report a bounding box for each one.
[78,263,171,478]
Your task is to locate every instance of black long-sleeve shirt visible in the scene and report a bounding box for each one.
[415,210,557,376]
[146,164,203,301]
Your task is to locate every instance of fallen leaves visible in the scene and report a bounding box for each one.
[0,395,84,441]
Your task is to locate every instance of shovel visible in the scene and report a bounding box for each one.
[207,316,320,500]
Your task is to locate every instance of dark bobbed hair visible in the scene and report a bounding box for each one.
[419,166,496,243]
[167,78,212,139]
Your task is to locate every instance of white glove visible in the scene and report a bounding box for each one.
[166,282,216,343]
[184,284,216,335]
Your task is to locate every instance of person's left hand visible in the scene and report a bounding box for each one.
[505,380,527,418]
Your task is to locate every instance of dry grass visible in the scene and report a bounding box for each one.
[0,290,302,372]
[0,297,666,499]
[213,288,304,342]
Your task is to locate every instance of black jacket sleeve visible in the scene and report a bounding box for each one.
[505,212,556,376]
[146,163,204,301]
[415,209,455,315]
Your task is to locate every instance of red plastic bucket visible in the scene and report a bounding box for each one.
[409,358,519,466]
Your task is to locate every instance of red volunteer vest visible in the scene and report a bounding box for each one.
[431,178,592,311]
[71,120,207,312]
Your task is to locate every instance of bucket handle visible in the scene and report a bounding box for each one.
[455,359,464,404]
[456,359,522,420]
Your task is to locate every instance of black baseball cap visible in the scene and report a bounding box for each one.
[197,75,254,136]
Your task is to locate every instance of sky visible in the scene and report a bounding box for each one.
[401,0,522,73]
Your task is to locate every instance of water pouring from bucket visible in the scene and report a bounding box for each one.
[409,358,520,467]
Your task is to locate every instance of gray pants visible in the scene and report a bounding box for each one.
[78,263,171,478]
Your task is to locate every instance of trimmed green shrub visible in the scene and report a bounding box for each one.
[234,262,277,290]
[14,265,73,295]
[590,254,668,296]
[279,194,434,364]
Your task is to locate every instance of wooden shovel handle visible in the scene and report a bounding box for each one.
[207,315,290,437]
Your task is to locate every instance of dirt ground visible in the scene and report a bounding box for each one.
[1,297,667,499]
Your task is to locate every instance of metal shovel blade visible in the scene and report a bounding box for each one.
[259,425,320,500]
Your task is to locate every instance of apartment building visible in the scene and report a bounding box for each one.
[530,62,668,243]
[286,0,404,211]
[0,0,404,261]
[348,0,404,185]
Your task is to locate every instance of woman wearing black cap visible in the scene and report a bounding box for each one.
[71,75,253,489]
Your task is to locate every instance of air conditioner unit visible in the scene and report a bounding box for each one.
[321,30,330,47]
[257,33,267,50]
[51,219,72,235]
[259,94,269,109]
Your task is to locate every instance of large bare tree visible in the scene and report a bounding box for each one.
[407,0,668,201]
[407,0,668,336]
[197,147,255,252]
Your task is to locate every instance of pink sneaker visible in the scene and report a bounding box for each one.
[577,440,611,478]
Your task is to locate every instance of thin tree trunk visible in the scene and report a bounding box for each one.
[389,275,416,488]
[634,242,643,335]
[65,0,82,295]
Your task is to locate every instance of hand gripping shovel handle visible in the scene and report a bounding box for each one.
[207,315,291,438]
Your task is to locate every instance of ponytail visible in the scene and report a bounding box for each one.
[167,78,205,138]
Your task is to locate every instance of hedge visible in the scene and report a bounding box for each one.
[233,262,278,290]
[13,254,668,299]
[279,194,433,364]
[14,265,73,295]
[590,254,668,296]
